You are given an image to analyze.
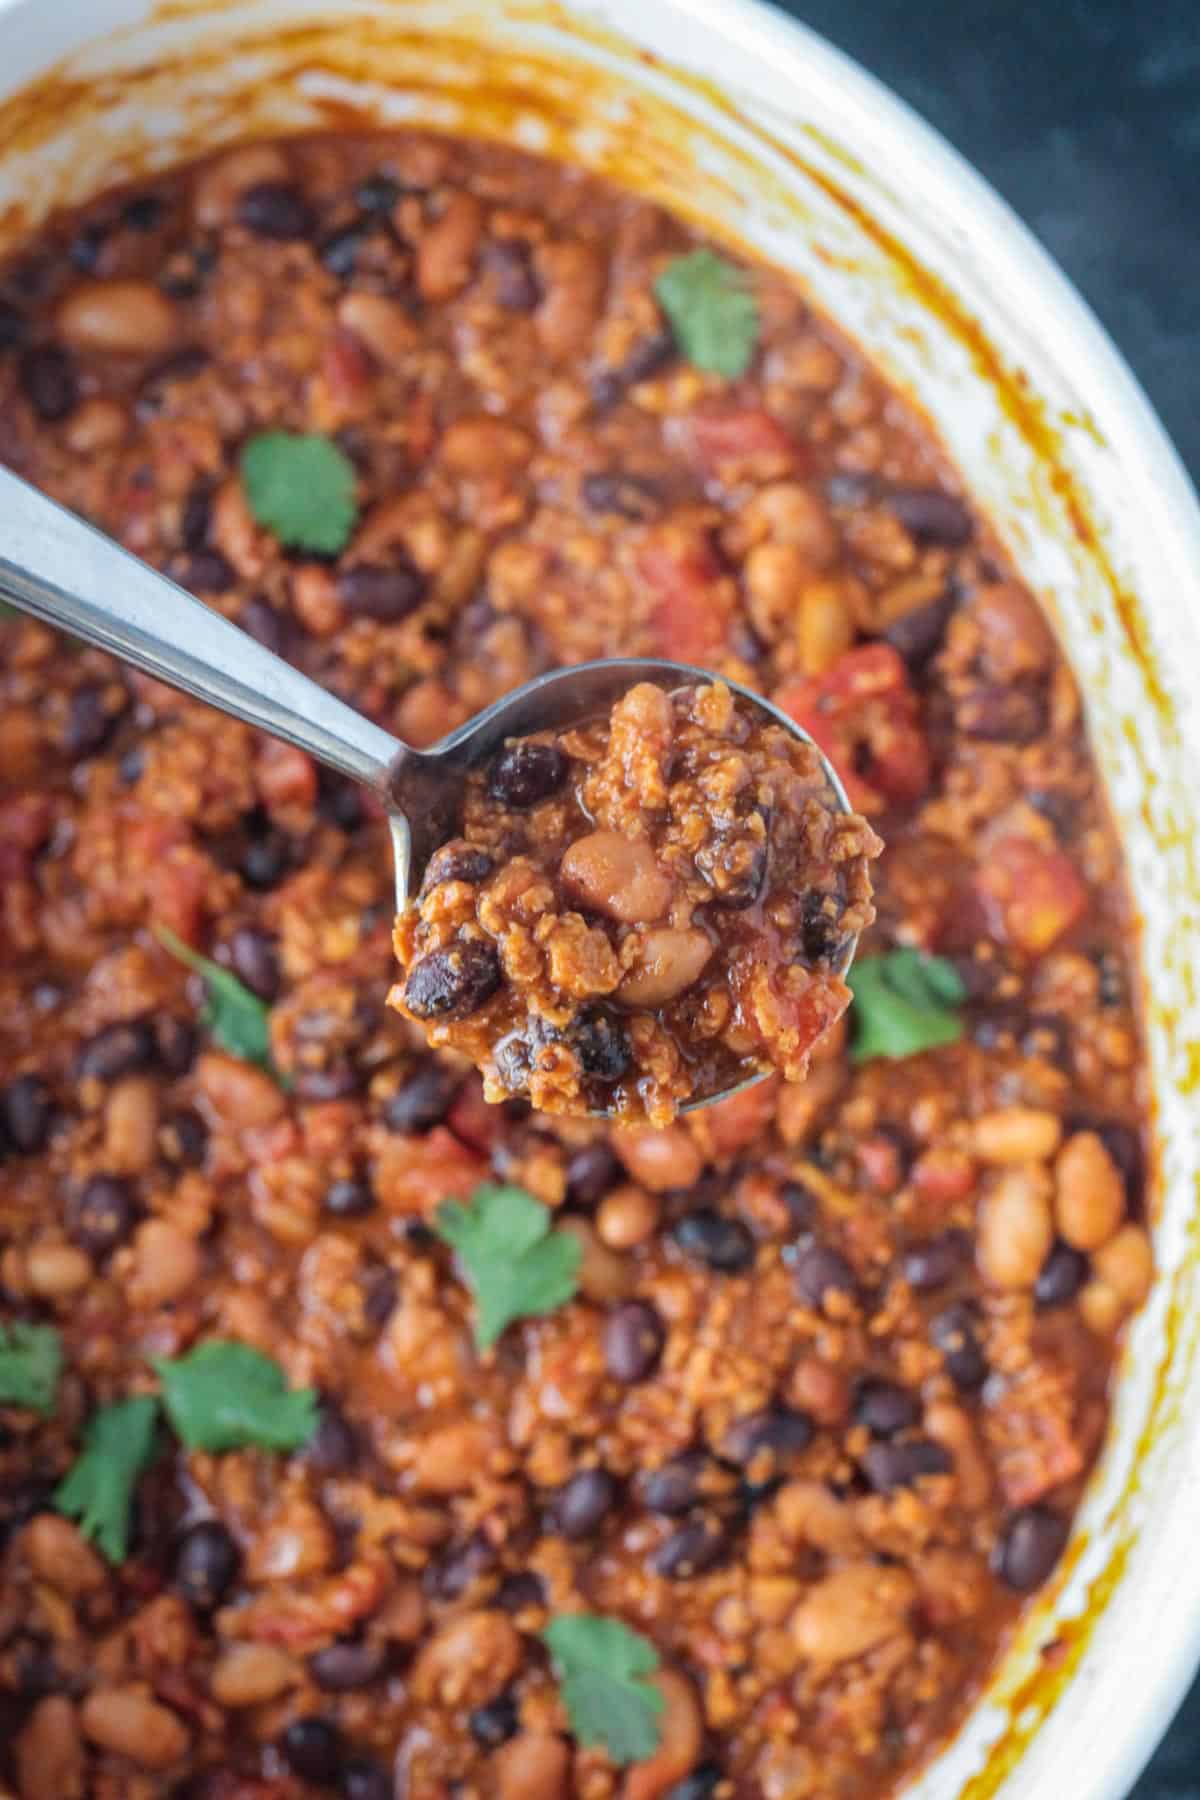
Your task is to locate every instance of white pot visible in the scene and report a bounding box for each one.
[2,3,1198,1795]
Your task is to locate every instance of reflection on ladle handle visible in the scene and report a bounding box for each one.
[0,465,405,799]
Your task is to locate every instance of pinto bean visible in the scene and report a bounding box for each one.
[618,927,713,1005]
[557,1217,635,1302]
[622,1669,704,1800]
[791,1562,915,1665]
[103,1076,160,1174]
[195,1051,286,1128]
[798,580,856,675]
[1054,1130,1126,1251]
[26,1241,92,1298]
[562,831,674,923]
[63,395,128,453]
[614,1124,703,1192]
[440,415,534,478]
[534,239,606,358]
[597,1184,660,1249]
[210,1643,301,1707]
[56,280,179,356]
[337,290,420,370]
[410,1419,499,1494]
[417,190,483,300]
[972,1107,1063,1166]
[127,1217,202,1310]
[977,1167,1054,1290]
[410,1609,522,1708]
[22,1514,108,1596]
[1091,1223,1153,1308]
[16,1696,85,1800]
[80,1686,190,1769]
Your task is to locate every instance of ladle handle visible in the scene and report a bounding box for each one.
[0,466,403,797]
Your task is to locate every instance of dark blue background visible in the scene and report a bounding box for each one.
[769,1,1200,1794]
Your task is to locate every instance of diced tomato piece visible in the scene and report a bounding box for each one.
[256,739,319,816]
[774,643,931,813]
[975,835,1088,954]
[446,1073,504,1153]
[681,405,806,482]
[372,1125,487,1217]
[0,793,52,885]
[702,1076,780,1158]
[636,533,729,664]
[322,326,374,404]
[145,846,213,946]
[984,1360,1084,1507]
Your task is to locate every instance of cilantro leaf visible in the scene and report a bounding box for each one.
[654,249,760,379]
[434,1184,581,1349]
[848,949,967,1063]
[240,430,358,555]
[0,1322,63,1415]
[53,1395,159,1563]
[155,925,274,1071]
[153,1341,318,1452]
[543,1614,664,1765]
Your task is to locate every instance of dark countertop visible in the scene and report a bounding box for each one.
[769,2,1200,1795]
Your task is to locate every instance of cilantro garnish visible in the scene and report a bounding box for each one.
[848,948,967,1063]
[154,925,275,1072]
[54,1395,159,1563]
[434,1184,581,1350]
[654,249,760,379]
[153,1341,318,1453]
[239,430,358,555]
[542,1614,665,1765]
[0,1321,62,1415]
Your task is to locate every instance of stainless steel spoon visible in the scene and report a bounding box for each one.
[0,466,859,1105]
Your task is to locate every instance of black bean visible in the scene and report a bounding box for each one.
[0,1476,57,1549]
[383,1063,462,1134]
[884,486,973,547]
[496,1570,546,1613]
[240,595,289,652]
[994,1505,1069,1592]
[581,471,663,520]
[651,1514,731,1579]
[1035,1241,1089,1310]
[901,1230,969,1292]
[552,1468,618,1539]
[309,1637,386,1692]
[306,1401,360,1475]
[124,192,165,233]
[340,1760,392,1800]
[861,1438,953,1493]
[338,558,428,622]
[880,590,956,672]
[855,1380,921,1438]
[293,1063,363,1102]
[957,684,1047,744]
[77,1017,156,1082]
[173,1520,241,1610]
[143,345,211,396]
[663,1766,723,1800]
[672,1209,755,1274]
[69,218,111,271]
[792,1239,858,1310]
[1094,949,1125,1008]
[779,1180,818,1232]
[319,223,371,279]
[324,1177,376,1220]
[66,1174,139,1257]
[420,840,494,891]
[469,1691,519,1748]
[155,1015,198,1077]
[0,298,27,349]
[483,238,543,311]
[18,345,77,420]
[1096,1122,1142,1205]
[604,1299,666,1383]
[163,1107,209,1168]
[228,926,281,1002]
[799,889,849,964]
[319,773,366,833]
[427,1531,496,1601]
[404,941,502,1020]
[280,1716,345,1784]
[354,173,402,213]
[180,481,213,551]
[177,549,237,596]
[561,1142,619,1209]
[1,1074,53,1154]
[488,741,568,808]
[571,1008,632,1083]
[64,683,122,759]
[721,1406,813,1467]
[361,1265,399,1328]
[638,1452,713,1517]
[238,182,316,241]
[929,1301,988,1391]
[240,828,291,890]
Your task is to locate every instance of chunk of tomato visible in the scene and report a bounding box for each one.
[774,643,931,813]
[974,835,1088,954]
